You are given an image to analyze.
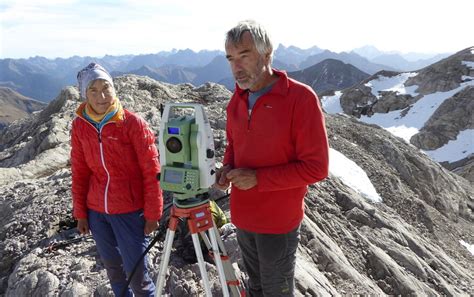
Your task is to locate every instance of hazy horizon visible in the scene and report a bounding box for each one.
[0,43,460,61]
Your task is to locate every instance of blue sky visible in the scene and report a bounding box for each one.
[1,0,473,59]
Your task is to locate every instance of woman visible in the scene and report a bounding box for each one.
[71,62,162,296]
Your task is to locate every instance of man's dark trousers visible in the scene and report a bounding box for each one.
[237,226,300,296]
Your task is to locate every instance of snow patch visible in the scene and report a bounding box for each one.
[360,79,474,142]
[329,148,382,202]
[385,125,419,143]
[321,91,343,114]
[423,129,474,163]
[462,61,474,69]
[365,72,418,98]
[460,240,474,255]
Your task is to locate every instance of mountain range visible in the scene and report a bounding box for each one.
[352,45,450,70]
[0,45,448,102]
[0,55,370,128]
[1,45,471,184]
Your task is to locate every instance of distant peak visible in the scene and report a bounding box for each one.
[178,48,194,53]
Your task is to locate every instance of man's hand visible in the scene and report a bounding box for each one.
[214,164,232,190]
[144,220,159,235]
[77,218,90,235]
[226,168,257,190]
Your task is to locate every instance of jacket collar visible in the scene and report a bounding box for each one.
[235,68,289,98]
[75,101,125,123]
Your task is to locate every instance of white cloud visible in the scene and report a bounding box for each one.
[1,0,474,58]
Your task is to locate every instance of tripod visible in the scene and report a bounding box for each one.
[154,198,245,296]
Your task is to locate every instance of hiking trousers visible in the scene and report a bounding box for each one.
[237,226,300,297]
[88,209,155,297]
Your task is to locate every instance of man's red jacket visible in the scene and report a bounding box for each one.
[224,69,329,234]
[71,104,163,221]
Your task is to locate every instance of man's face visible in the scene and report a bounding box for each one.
[86,79,115,114]
[225,31,269,91]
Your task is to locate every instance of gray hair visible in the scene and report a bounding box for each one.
[225,20,273,63]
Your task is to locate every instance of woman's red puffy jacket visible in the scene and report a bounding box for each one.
[71,104,163,221]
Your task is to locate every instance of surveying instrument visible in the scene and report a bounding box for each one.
[155,103,245,296]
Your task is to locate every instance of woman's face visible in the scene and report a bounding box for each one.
[86,79,115,114]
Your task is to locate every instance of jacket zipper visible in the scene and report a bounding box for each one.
[247,94,266,131]
[247,93,254,131]
[247,113,251,131]
[98,126,111,214]
[78,117,112,214]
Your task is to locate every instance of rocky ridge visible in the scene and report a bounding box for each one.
[0,87,46,129]
[0,75,473,296]
[324,47,474,182]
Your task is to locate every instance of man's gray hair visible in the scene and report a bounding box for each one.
[225,20,273,63]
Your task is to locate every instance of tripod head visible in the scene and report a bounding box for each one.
[158,103,216,207]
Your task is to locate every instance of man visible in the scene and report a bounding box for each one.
[215,20,329,296]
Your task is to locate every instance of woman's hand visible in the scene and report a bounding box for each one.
[77,218,90,235]
[144,220,159,235]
